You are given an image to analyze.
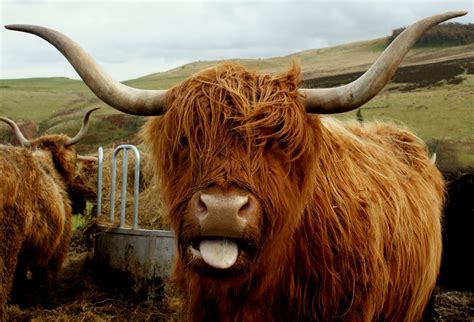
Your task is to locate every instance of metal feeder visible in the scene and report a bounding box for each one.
[93,145,175,302]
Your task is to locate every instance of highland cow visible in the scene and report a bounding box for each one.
[0,109,98,319]
[6,11,467,321]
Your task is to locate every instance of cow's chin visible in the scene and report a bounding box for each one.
[182,236,255,278]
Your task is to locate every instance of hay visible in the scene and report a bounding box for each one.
[93,147,169,230]
[431,289,474,320]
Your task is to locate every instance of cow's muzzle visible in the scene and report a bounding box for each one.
[187,189,261,270]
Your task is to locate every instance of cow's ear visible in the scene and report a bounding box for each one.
[52,145,79,181]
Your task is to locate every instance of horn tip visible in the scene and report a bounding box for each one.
[451,10,468,17]
[5,24,39,32]
[5,24,22,30]
[86,107,102,116]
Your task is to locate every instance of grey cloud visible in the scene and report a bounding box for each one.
[1,0,471,80]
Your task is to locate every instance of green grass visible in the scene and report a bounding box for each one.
[334,74,474,170]
[72,214,89,231]
[0,78,94,120]
[72,202,95,231]
[336,75,474,142]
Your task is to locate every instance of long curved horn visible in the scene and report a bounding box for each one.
[300,11,467,114]
[0,117,32,146]
[77,155,98,162]
[5,25,167,116]
[65,107,101,146]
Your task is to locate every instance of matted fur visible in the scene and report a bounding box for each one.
[0,134,95,319]
[141,63,444,321]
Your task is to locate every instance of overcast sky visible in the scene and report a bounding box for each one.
[1,0,472,81]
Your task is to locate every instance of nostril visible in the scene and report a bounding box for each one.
[238,196,253,218]
[197,194,208,213]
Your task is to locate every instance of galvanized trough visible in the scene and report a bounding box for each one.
[93,145,175,302]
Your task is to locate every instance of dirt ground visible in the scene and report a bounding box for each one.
[5,227,473,321]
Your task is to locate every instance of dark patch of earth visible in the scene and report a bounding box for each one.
[302,57,474,92]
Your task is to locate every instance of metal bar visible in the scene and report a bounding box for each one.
[110,148,118,223]
[131,147,141,230]
[119,149,129,228]
[96,147,104,217]
[109,144,141,229]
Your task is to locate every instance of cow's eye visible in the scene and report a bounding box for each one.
[180,136,188,147]
[266,139,278,150]
[266,138,286,151]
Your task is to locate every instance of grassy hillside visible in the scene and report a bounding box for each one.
[1,38,473,170]
[128,40,473,89]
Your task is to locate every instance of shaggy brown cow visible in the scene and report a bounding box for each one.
[6,11,466,321]
[0,109,98,319]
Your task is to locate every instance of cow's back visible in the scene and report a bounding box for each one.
[312,118,444,321]
[1,146,70,263]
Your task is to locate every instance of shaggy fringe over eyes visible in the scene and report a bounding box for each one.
[142,63,319,240]
[160,63,312,173]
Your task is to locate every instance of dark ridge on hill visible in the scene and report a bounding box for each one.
[302,56,474,90]
[388,22,474,47]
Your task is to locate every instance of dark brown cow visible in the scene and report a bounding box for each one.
[0,109,98,319]
[5,11,466,321]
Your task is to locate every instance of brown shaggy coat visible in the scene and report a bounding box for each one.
[142,63,445,321]
[0,135,94,318]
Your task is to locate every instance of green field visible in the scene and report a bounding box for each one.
[337,73,474,171]
[1,38,473,171]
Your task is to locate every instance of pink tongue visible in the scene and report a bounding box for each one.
[199,238,238,269]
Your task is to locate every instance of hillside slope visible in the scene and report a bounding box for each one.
[1,38,473,170]
[126,40,474,89]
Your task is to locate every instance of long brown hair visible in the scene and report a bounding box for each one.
[141,63,444,321]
